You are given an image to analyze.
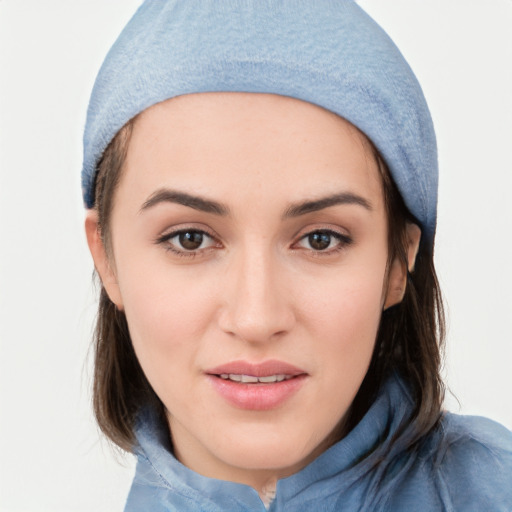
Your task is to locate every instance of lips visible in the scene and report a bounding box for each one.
[218,373,294,383]
[207,359,306,378]
[205,360,308,410]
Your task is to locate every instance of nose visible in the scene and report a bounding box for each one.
[217,243,295,344]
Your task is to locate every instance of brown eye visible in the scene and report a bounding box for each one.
[296,229,352,253]
[308,232,332,251]
[157,229,217,254]
[179,231,204,250]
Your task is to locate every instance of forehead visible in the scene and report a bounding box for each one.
[118,92,384,211]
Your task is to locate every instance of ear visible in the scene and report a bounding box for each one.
[84,210,124,310]
[383,223,422,310]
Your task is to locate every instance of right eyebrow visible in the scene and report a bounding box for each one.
[139,188,230,216]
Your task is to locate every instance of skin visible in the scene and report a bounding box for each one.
[86,92,420,496]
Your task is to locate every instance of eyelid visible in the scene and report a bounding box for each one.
[154,223,352,258]
[292,223,351,242]
[155,224,222,257]
[292,227,353,254]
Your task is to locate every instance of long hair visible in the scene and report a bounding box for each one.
[90,119,445,452]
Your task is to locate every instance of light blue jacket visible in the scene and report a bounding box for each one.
[125,375,512,511]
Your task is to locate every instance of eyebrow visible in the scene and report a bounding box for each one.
[283,192,372,218]
[140,188,230,216]
[139,188,371,218]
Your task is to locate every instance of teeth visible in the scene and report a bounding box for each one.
[241,374,259,383]
[219,374,292,383]
[258,375,280,383]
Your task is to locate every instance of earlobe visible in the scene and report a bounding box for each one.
[84,210,124,310]
[383,223,422,310]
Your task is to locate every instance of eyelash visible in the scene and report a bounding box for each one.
[155,228,220,258]
[155,228,353,258]
[293,229,353,256]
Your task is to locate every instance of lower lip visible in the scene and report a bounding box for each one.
[207,375,307,410]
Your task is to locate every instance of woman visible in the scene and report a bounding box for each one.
[82,1,512,510]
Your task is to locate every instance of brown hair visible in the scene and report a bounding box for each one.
[90,118,445,453]
[92,119,167,451]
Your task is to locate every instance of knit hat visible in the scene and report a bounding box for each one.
[82,0,438,244]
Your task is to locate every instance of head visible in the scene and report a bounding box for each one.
[82,0,444,489]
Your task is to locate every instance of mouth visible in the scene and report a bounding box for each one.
[206,359,307,382]
[217,373,296,383]
[205,360,308,410]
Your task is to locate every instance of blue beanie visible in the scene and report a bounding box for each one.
[82,0,438,244]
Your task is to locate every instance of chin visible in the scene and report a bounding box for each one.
[211,423,332,475]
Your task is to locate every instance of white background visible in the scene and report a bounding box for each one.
[0,1,511,511]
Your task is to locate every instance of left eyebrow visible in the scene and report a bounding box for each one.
[283,192,372,218]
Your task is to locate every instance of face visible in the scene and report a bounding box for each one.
[87,92,410,490]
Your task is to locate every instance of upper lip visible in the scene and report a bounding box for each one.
[206,359,307,377]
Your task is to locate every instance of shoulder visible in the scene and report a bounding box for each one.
[429,413,512,510]
[441,411,512,448]
[383,413,512,511]
[437,412,512,468]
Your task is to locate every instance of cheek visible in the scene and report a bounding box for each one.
[301,257,387,384]
[302,253,386,334]
[114,256,219,386]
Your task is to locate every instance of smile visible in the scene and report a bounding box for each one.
[206,360,308,410]
[218,374,295,383]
